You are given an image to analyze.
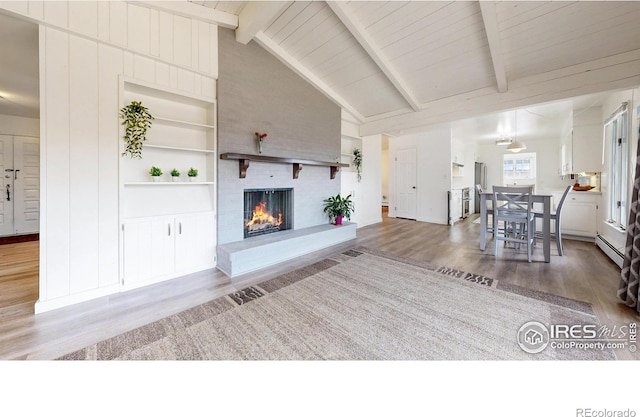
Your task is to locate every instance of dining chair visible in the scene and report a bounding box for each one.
[476,184,495,235]
[492,185,536,262]
[533,185,571,256]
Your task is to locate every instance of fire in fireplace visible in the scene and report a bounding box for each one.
[244,188,293,238]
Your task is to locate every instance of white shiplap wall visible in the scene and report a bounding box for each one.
[0,1,219,312]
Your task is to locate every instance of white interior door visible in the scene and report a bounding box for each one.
[13,136,40,234]
[0,135,40,236]
[0,135,15,235]
[396,147,417,220]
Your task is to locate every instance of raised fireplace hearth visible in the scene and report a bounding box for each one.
[244,188,293,238]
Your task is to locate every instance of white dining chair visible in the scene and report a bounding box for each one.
[492,185,536,262]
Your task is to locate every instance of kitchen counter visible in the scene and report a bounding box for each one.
[538,188,601,196]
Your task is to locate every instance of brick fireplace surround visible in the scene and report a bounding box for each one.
[215,28,356,277]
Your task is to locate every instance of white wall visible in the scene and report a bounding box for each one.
[388,124,451,225]
[341,110,382,228]
[0,1,220,313]
[477,137,567,194]
[0,114,39,137]
[341,134,383,228]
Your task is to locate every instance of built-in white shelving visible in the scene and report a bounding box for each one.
[153,116,215,130]
[118,76,217,291]
[123,181,215,186]
[144,144,216,154]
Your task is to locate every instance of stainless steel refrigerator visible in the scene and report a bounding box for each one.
[474,162,487,212]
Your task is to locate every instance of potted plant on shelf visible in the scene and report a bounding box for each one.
[120,100,154,159]
[323,193,354,225]
[188,167,198,182]
[353,148,362,182]
[170,169,181,182]
[149,166,163,182]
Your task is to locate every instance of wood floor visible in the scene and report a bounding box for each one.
[1,213,638,360]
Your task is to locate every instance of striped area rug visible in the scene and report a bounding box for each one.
[58,247,614,360]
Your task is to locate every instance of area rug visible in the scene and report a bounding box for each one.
[58,247,614,360]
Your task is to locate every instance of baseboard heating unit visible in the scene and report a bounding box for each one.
[596,234,624,269]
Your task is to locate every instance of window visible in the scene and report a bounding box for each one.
[605,105,628,229]
[503,152,536,188]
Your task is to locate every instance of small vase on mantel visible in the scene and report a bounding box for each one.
[255,132,267,155]
[335,215,344,226]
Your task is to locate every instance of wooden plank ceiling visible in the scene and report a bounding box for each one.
[191,1,640,136]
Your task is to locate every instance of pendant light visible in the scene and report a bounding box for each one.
[507,110,526,152]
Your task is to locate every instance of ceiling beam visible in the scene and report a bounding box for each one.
[479,1,508,93]
[253,31,366,123]
[359,48,640,136]
[236,1,292,45]
[130,1,238,28]
[326,1,421,112]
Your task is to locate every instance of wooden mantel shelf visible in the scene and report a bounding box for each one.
[220,153,349,179]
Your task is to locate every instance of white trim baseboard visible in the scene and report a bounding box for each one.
[596,234,624,269]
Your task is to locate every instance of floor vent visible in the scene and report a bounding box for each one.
[596,234,624,269]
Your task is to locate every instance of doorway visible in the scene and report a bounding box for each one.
[0,12,40,317]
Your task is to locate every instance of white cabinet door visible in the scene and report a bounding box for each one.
[560,194,599,238]
[572,107,602,173]
[451,139,464,164]
[123,216,175,287]
[175,212,216,274]
[560,131,573,175]
[450,190,462,223]
[572,124,602,172]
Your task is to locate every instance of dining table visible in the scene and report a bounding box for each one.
[478,191,552,263]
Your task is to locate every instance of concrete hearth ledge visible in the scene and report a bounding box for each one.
[217,222,357,277]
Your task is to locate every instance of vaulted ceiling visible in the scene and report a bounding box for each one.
[193,0,640,137]
[0,1,638,138]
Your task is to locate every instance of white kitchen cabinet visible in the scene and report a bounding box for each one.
[450,189,462,224]
[451,139,465,177]
[559,107,602,175]
[560,192,600,238]
[572,107,603,172]
[451,139,464,164]
[560,130,573,175]
[122,212,216,289]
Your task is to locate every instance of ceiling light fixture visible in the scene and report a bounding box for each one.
[507,140,526,152]
[496,136,512,146]
[507,110,526,153]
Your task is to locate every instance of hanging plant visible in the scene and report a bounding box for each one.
[120,101,154,159]
[353,148,362,182]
